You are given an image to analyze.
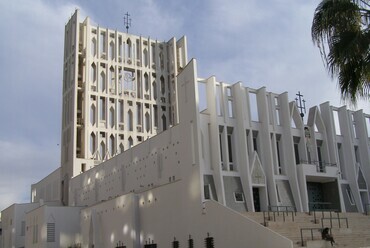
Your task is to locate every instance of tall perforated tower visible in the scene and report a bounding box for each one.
[61,10,188,205]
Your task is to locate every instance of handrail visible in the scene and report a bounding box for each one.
[321,216,349,228]
[300,227,330,247]
[262,210,295,226]
[310,208,339,224]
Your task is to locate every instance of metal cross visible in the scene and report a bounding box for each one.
[295,91,306,119]
[124,12,131,33]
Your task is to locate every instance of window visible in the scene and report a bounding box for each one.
[47,223,55,242]
[234,192,244,202]
[346,188,355,205]
[276,185,281,203]
[99,97,106,121]
[204,184,211,200]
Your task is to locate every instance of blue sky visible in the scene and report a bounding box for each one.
[0,0,369,211]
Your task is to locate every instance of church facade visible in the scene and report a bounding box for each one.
[1,9,370,248]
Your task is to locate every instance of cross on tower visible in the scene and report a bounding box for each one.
[295,91,306,119]
[124,12,131,33]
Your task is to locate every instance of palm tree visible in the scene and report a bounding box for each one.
[311,0,370,104]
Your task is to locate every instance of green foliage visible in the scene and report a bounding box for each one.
[312,0,370,104]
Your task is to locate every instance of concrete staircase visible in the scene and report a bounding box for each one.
[243,211,370,248]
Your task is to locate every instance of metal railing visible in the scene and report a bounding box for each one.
[262,210,295,226]
[300,160,337,173]
[321,216,349,228]
[300,227,331,247]
[310,209,339,224]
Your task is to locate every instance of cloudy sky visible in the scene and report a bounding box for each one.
[0,0,369,211]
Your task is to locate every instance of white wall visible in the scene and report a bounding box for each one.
[31,168,61,203]
[25,205,82,248]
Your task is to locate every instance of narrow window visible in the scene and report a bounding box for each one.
[99,97,106,121]
[276,136,282,174]
[100,72,106,92]
[346,188,355,205]
[109,41,115,60]
[228,100,234,118]
[153,81,157,100]
[204,184,211,200]
[90,104,96,126]
[90,132,96,155]
[144,73,149,92]
[145,112,150,132]
[118,101,124,123]
[128,110,133,131]
[276,185,281,203]
[137,103,142,126]
[162,114,167,131]
[91,38,96,56]
[100,141,106,160]
[249,92,259,121]
[227,129,234,171]
[160,76,165,94]
[109,107,115,128]
[154,105,158,128]
[109,135,115,156]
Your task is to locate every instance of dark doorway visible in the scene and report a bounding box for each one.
[307,181,340,211]
[253,188,261,212]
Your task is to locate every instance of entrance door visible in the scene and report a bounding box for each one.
[253,188,261,212]
[307,182,324,210]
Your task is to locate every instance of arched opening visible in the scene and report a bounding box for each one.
[90,104,96,126]
[127,110,133,131]
[100,141,106,160]
[145,112,150,132]
[109,135,115,157]
[143,48,148,67]
[160,76,165,94]
[91,63,96,82]
[100,71,106,92]
[144,73,149,92]
[109,41,115,60]
[128,136,133,148]
[90,132,96,156]
[109,107,115,128]
[91,38,97,56]
[162,114,167,131]
[153,81,157,100]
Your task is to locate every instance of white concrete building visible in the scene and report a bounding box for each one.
[2,9,370,248]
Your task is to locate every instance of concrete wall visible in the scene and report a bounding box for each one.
[31,168,61,204]
[1,203,40,248]
[223,176,247,212]
[25,205,82,248]
[80,179,293,248]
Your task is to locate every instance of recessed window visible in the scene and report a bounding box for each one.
[234,192,244,202]
[346,188,355,205]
